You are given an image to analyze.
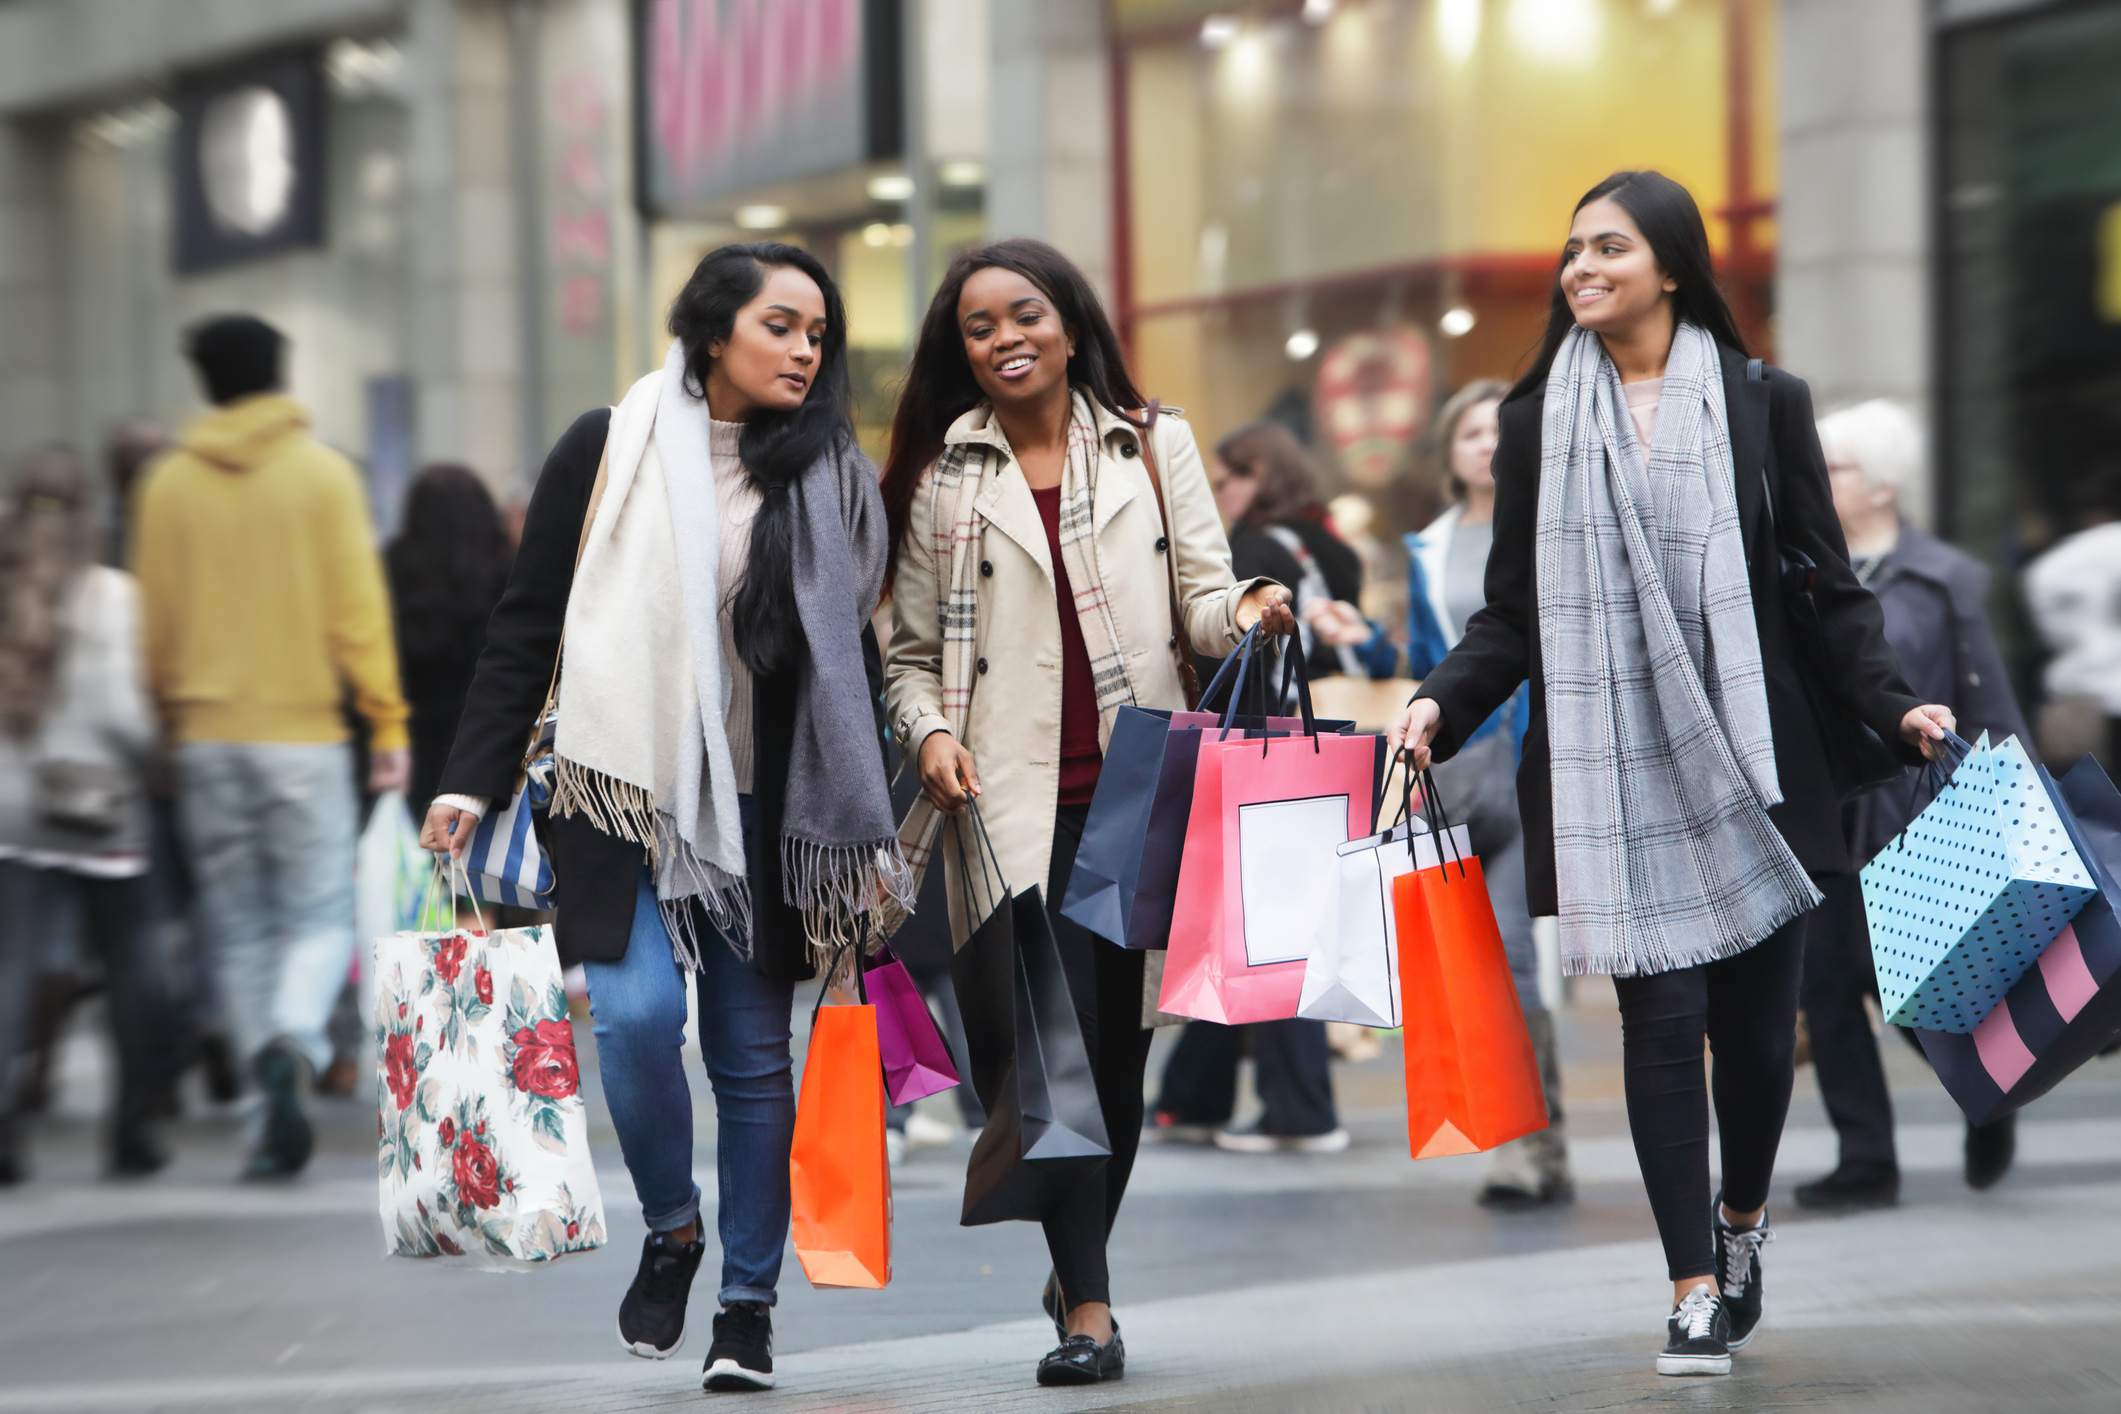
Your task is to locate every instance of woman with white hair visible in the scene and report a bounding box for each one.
[1796,398,2031,1210]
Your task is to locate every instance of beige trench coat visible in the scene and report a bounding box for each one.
[884,399,1263,952]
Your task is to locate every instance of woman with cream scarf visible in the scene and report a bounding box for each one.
[424,244,909,1394]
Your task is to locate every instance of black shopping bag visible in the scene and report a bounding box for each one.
[950,809,1111,1226]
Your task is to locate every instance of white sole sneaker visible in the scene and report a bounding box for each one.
[618,1321,683,1360]
[1657,1351,1731,1377]
[703,1358,776,1391]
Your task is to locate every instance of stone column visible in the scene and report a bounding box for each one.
[987,0,1113,303]
[404,0,524,485]
[1777,0,1932,520]
[0,120,62,460]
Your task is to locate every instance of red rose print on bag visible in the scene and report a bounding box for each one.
[433,935,469,984]
[438,1117,456,1147]
[475,966,494,1006]
[384,1031,419,1111]
[510,1019,581,1100]
[453,1135,502,1208]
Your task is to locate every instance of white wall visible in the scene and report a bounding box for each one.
[987,0,1112,302]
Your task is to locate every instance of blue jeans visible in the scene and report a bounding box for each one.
[177,741,357,1075]
[584,864,795,1307]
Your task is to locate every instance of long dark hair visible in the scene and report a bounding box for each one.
[669,241,854,676]
[386,464,512,672]
[1508,171,1748,403]
[880,238,1144,573]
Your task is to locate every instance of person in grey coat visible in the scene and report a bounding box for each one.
[0,446,174,1182]
[1795,399,2032,1210]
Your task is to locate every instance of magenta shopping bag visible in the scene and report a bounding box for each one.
[863,946,960,1106]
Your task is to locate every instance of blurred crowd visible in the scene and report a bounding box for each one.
[1,306,2108,1214]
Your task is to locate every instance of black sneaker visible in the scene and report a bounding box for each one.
[1713,1200,1774,1351]
[1794,1162,1899,1211]
[1658,1284,1731,1376]
[241,1041,313,1179]
[703,1301,775,1391]
[617,1229,705,1358]
[1037,1321,1125,1386]
[1965,1113,2016,1190]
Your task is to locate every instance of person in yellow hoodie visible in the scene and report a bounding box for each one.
[133,315,410,1178]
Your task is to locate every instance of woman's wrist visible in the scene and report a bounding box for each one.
[433,793,488,821]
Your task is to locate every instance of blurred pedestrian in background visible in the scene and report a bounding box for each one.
[133,315,410,1179]
[1795,399,2031,1211]
[385,464,513,816]
[101,422,166,569]
[1150,421,1361,1157]
[1393,171,1952,1378]
[884,238,1293,1386]
[2024,463,2121,768]
[426,243,908,1394]
[1405,377,1572,1210]
[0,445,173,1183]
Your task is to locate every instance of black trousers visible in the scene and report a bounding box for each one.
[1611,905,1808,1281]
[1153,1019,1339,1135]
[1800,871,1897,1168]
[1043,804,1154,1310]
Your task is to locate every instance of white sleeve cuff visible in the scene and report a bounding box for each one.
[434,793,488,821]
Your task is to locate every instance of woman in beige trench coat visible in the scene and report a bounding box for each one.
[881,239,1291,1387]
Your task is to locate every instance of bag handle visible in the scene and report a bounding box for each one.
[1407,762,1471,880]
[521,430,615,773]
[808,940,870,1030]
[418,854,490,935]
[951,799,1009,925]
[1131,403,1204,711]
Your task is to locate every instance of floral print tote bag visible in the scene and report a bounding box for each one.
[374,863,606,1270]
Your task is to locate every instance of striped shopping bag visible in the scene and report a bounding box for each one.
[463,754,555,910]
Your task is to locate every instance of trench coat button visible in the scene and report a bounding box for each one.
[1154,536,1169,553]
[1168,635,1179,649]
[1120,441,1139,458]
[980,560,993,577]
[977,657,989,675]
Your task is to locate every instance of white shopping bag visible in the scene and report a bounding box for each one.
[1298,819,1473,1027]
[374,863,605,1270]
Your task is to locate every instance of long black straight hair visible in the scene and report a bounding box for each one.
[1507,171,1749,403]
[880,238,1144,575]
[668,241,854,677]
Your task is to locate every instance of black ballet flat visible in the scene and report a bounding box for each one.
[1036,1322,1124,1386]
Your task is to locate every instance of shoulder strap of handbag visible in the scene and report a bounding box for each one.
[1132,401,1204,710]
[1747,358,1779,529]
[521,428,613,770]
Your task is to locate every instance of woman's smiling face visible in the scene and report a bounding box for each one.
[1559,196,1676,337]
[957,265,1075,411]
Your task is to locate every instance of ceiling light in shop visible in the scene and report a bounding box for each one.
[1507,0,1601,64]
[1439,307,1477,338]
[1438,0,1481,63]
[940,160,986,188]
[735,205,788,229]
[861,223,894,247]
[1302,0,1335,21]
[1200,15,1240,47]
[867,173,915,201]
[1284,329,1321,361]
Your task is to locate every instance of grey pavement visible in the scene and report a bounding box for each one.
[4,977,2120,1412]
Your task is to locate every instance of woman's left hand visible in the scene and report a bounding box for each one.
[1235,584,1297,637]
[1899,704,1958,760]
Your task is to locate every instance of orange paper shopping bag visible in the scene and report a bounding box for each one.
[1394,771,1548,1160]
[788,981,890,1288]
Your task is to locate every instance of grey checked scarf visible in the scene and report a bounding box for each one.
[893,393,1138,910]
[1537,321,1819,977]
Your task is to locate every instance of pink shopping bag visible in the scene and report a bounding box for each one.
[862,946,960,1107]
[1159,728,1381,1023]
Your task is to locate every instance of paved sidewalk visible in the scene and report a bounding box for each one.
[4,979,2119,1412]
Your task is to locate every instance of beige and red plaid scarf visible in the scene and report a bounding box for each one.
[894,393,1139,911]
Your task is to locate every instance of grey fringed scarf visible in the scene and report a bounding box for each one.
[552,347,913,968]
[1537,321,1819,978]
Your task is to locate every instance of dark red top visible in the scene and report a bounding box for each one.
[1031,485,1104,804]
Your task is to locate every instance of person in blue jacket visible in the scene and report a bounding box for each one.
[1405,378,1569,1208]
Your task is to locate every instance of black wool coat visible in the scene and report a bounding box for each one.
[1413,345,1926,917]
[435,407,881,979]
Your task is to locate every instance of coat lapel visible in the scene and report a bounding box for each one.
[1722,344,1771,552]
[974,451,1055,587]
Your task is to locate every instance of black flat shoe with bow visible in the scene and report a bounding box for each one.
[1036,1323,1125,1386]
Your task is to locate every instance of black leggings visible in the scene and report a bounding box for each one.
[1611,906,1808,1281]
[1042,804,1155,1310]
